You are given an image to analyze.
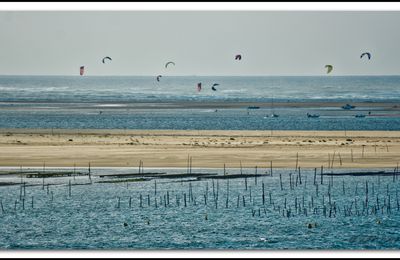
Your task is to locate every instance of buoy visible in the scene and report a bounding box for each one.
[308,223,312,229]
[123,222,128,227]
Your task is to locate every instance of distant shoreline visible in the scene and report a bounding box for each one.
[0,100,399,110]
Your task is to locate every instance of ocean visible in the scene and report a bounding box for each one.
[0,167,399,249]
[0,75,399,130]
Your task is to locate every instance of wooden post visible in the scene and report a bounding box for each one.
[68,180,71,197]
[129,196,132,208]
[270,161,273,177]
[298,167,302,185]
[167,191,170,205]
[342,179,345,195]
[0,199,4,214]
[262,182,265,205]
[269,192,272,205]
[154,180,157,196]
[31,196,34,209]
[279,174,283,191]
[88,162,92,182]
[255,166,258,186]
[320,166,324,185]
[314,168,317,185]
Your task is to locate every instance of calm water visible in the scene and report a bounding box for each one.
[0,75,400,130]
[0,167,399,249]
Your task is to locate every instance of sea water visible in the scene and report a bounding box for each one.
[0,75,399,130]
[0,167,399,249]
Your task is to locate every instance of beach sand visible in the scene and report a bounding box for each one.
[0,129,399,169]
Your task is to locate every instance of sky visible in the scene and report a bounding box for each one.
[0,11,400,76]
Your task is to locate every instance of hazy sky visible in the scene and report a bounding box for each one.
[0,11,400,76]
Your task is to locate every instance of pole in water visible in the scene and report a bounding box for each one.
[68,180,71,197]
[31,196,34,209]
[298,167,302,185]
[0,199,4,214]
[320,166,324,185]
[279,174,283,191]
[88,162,92,182]
[270,161,273,177]
[262,182,265,205]
[314,168,317,185]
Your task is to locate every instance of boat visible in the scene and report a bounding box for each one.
[355,114,366,118]
[307,113,320,118]
[269,96,279,118]
[342,104,356,110]
[270,113,279,118]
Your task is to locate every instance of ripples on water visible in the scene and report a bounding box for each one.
[0,167,400,249]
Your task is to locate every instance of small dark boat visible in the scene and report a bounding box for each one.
[307,113,320,118]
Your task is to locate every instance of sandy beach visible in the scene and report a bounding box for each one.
[0,129,399,169]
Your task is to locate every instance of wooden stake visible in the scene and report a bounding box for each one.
[320,166,324,185]
[262,182,265,205]
[270,161,273,177]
